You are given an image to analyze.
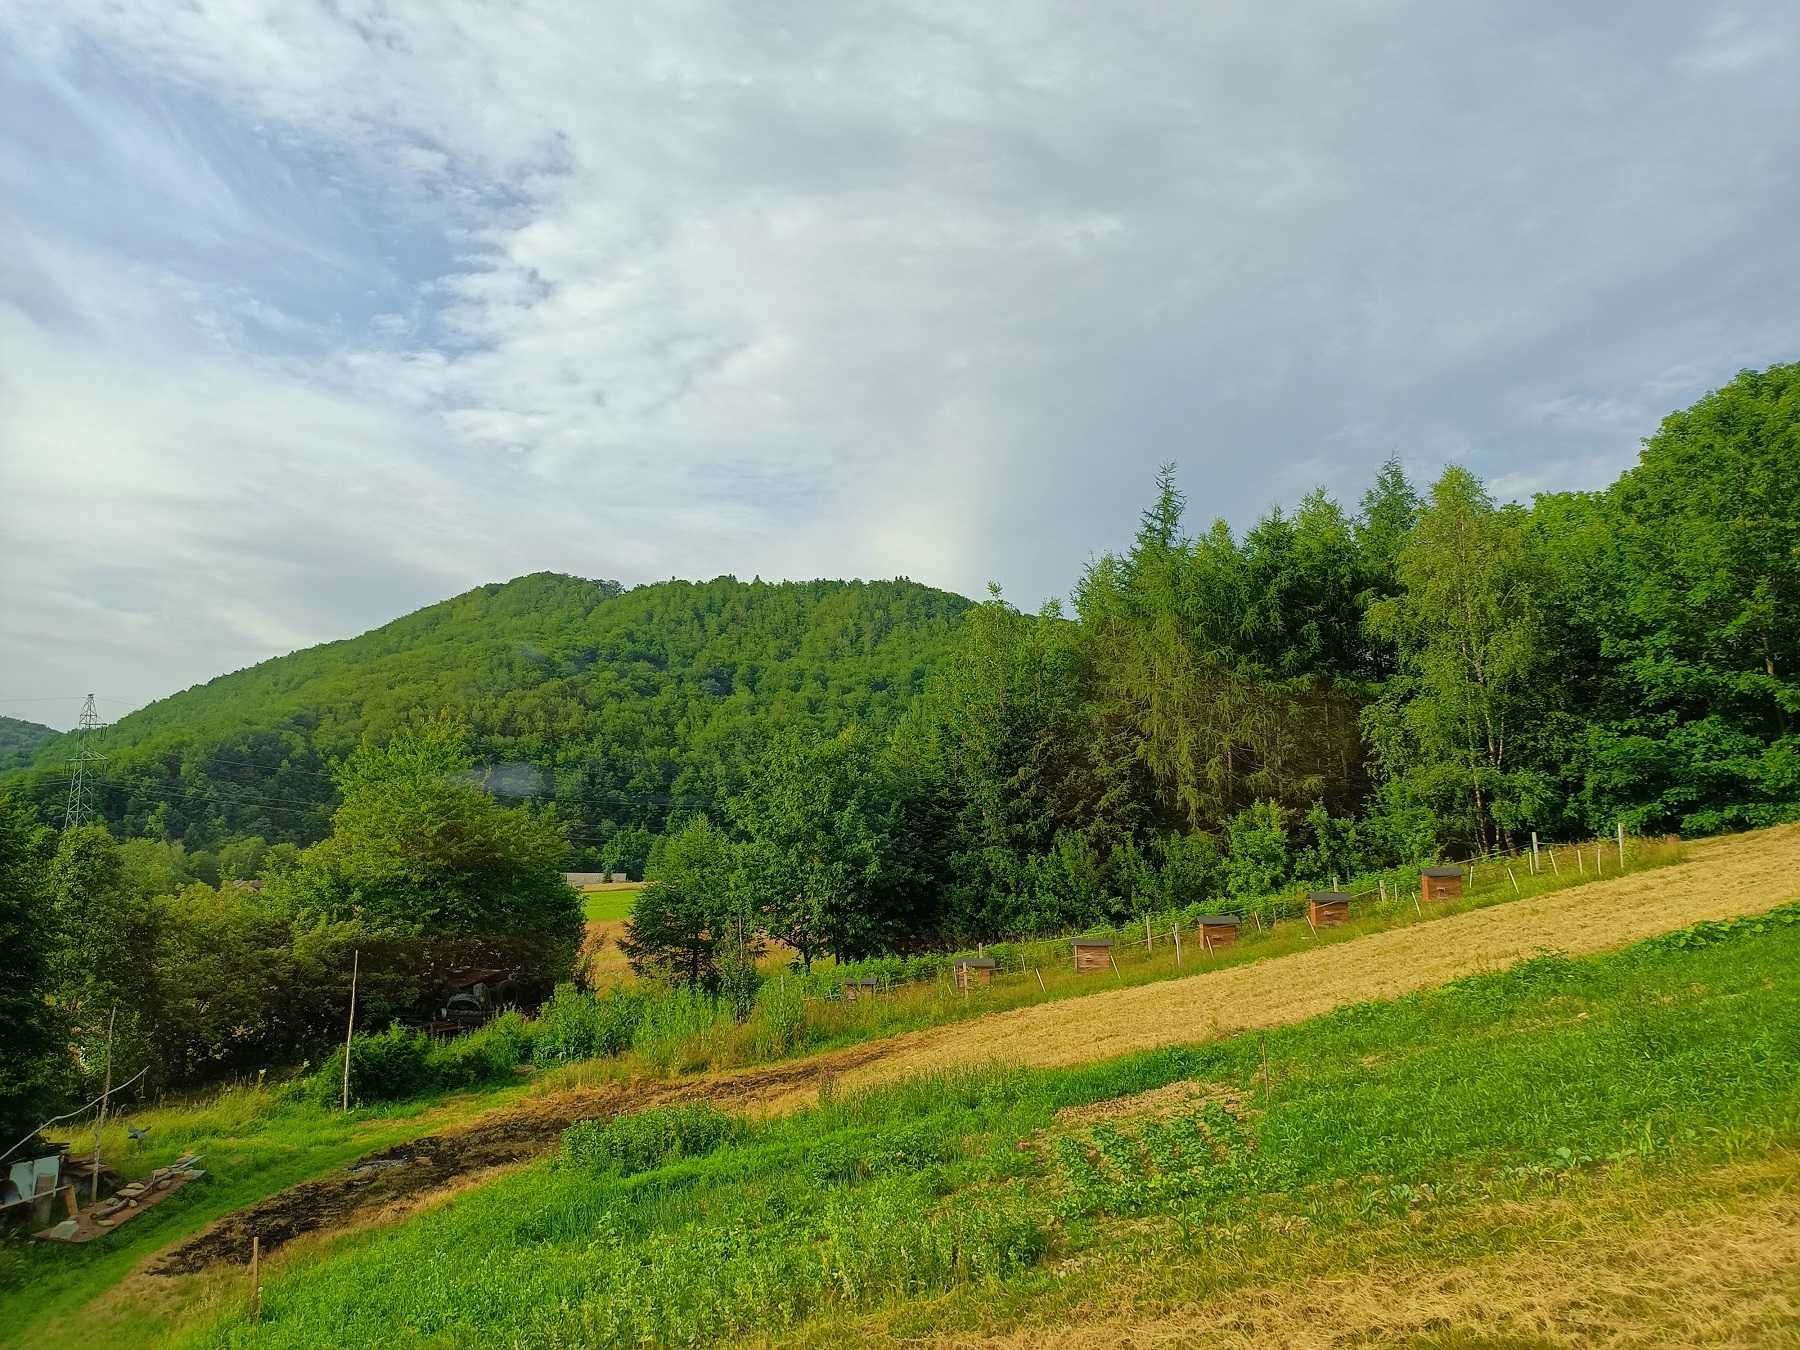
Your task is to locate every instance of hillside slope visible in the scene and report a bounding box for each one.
[0,574,971,854]
[0,715,57,772]
[130,824,1800,1283]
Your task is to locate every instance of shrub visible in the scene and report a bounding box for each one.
[532,984,645,1066]
[429,1009,534,1087]
[316,1024,433,1105]
[560,1103,741,1175]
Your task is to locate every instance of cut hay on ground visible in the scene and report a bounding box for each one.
[812,823,1800,1100]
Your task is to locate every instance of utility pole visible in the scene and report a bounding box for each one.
[91,1006,115,1205]
[63,694,106,831]
[341,950,359,1113]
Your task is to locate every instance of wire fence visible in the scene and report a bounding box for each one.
[803,828,1675,1001]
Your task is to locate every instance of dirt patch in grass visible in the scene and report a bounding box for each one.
[814,823,1800,1099]
[146,1040,891,1275]
[1053,1080,1243,1130]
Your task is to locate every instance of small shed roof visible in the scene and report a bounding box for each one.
[1197,914,1241,926]
[1421,866,1462,878]
[1310,891,1351,903]
[957,957,997,969]
[1073,936,1113,947]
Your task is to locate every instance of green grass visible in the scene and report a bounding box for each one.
[0,1078,552,1349]
[0,838,1700,1348]
[173,904,1800,1349]
[580,885,641,923]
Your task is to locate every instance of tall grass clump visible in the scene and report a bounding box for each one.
[560,1104,742,1175]
[631,986,724,1074]
[532,984,644,1066]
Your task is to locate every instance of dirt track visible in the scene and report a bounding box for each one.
[152,824,1800,1274]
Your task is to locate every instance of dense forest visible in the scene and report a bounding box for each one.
[1,362,1794,1124]
[0,575,972,875]
[0,716,57,772]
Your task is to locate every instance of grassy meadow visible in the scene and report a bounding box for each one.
[579,883,643,924]
[168,902,1800,1348]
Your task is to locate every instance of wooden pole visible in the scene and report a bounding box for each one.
[1034,967,1045,993]
[1549,847,1559,877]
[1576,847,1586,877]
[1304,906,1317,938]
[1617,821,1626,869]
[1259,1035,1271,1110]
[1531,832,1540,873]
[1109,951,1122,981]
[91,1005,116,1205]
[1145,915,1152,954]
[1173,924,1182,967]
[341,949,359,1113]
[1506,866,1519,896]
[250,1235,261,1318]
[1413,889,1423,919]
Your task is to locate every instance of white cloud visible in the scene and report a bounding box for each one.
[2,0,1799,724]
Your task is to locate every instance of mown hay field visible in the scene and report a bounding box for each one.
[809,822,1800,1102]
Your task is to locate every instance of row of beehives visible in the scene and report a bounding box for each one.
[840,866,1468,997]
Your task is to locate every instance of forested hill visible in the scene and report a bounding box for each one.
[0,715,58,772]
[1,573,972,863]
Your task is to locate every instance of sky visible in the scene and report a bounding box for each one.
[2,2,1797,729]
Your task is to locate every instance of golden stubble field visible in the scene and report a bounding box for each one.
[801,822,1800,1104]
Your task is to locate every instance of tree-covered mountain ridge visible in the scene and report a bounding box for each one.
[3,573,974,861]
[0,715,59,772]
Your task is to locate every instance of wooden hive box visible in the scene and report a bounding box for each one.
[1309,891,1351,928]
[842,978,880,1003]
[1197,914,1241,951]
[1420,867,1463,902]
[954,958,996,990]
[1072,938,1113,973]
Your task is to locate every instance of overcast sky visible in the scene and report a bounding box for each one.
[2,3,1797,729]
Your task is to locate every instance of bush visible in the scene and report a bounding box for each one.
[532,983,645,1066]
[560,1103,741,1175]
[429,1010,535,1087]
[316,1024,433,1105]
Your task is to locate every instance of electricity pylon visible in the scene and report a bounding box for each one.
[63,693,106,831]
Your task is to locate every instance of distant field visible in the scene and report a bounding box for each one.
[579,883,642,922]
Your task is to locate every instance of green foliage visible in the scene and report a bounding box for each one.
[559,1104,741,1175]
[531,984,644,1066]
[0,575,969,854]
[620,815,739,988]
[0,716,56,773]
[731,728,901,967]
[297,716,580,962]
[0,794,66,1145]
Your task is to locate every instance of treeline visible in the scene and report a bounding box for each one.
[0,716,582,1143]
[627,363,1798,983]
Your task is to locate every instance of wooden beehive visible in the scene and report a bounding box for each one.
[1309,891,1350,928]
[954,958,996,990]
[1420,866,1463,902]
[1073,938,1113,973]
[841,978,879,1003]
[1197,914,1241,951]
